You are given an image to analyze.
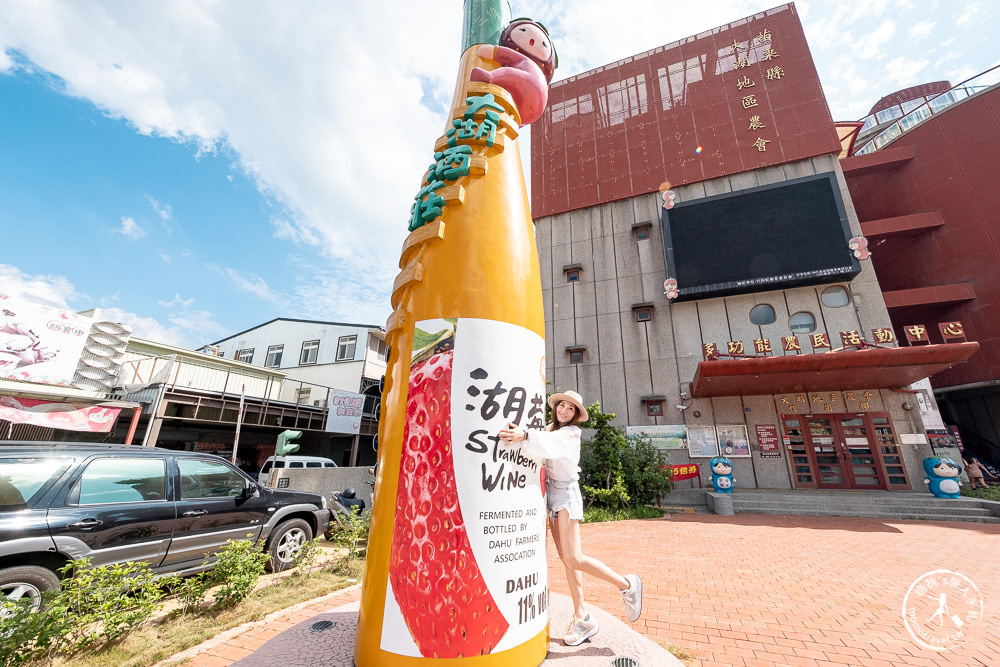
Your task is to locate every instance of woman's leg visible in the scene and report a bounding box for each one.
[550,513,587,618]
[554,509,629,594]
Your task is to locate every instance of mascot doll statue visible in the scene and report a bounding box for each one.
[710,457,734,493]
[471,18,557,126]
[923,457,962,499]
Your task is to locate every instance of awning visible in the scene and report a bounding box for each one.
[690,342,979,398]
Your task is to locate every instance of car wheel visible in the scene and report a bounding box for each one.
[0,565,60,614]
[267,518,312,572]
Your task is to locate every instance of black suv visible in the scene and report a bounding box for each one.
[0,442,331,610]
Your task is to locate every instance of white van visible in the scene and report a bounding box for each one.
[258,455,337,485]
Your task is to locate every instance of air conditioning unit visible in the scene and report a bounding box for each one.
[313,399,327,408]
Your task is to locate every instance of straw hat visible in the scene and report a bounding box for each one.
[548,390,588,424]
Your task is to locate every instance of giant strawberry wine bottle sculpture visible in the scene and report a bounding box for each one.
[353,3,557,666]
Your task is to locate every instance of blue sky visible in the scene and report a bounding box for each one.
[1,1,996,349]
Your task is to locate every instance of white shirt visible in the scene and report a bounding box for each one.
[522,425,582,482]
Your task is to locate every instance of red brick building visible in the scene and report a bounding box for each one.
[842,71,1000,466]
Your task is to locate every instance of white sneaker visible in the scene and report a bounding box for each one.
[621,574,642,622]
[563,613,599,646]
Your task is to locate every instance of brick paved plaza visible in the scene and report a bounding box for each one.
[170,513,999,667]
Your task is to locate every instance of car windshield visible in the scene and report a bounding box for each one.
[0,457,71,509]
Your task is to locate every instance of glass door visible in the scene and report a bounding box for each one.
[806,417,849,488]
[838,416,886,489]
[783,418,815,488]
[871,415,911,490]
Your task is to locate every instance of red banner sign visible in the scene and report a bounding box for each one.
[0,397,121,432]
[669,464,700,481]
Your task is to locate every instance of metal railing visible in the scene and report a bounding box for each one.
[853,65,1000,156]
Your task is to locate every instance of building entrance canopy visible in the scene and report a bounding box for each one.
[690,342,979,397]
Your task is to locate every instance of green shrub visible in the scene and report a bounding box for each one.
[0,558,163,666]
[328,513,370,559]
[54,558,164,649]
[580,402,673,507]
[291,538,323,575]
[961,484,1000,502]
[161,570,212,618]
[584,505,665,523]
[0,592,67,666]
[210,538,271,607]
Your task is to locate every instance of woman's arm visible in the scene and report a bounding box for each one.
[499,423,580,460]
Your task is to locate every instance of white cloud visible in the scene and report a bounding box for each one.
[0,263,79,309]
[165,310,229,344]
[855,20,896,60]
[272,217,319,247]
[908,20,935,40]
[0,263,204,348]
[956,2,985,28]
[158,293,195,308]
[116,216,146,239]
[208,265,278,302]
[146,195,172,221]
[883,56,931,87]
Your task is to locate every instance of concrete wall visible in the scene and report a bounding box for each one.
[267,466,376,514]
[537,155,924,490]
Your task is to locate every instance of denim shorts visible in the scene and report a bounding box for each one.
[547,478,584,521]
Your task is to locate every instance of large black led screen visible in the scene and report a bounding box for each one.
[662,172,861,301]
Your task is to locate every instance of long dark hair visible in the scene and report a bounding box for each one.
[549,401,579,431]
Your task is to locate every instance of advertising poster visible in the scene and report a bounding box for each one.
[324,388,365,434]
[717,425,751,457]
[755,424,782,458]
[0,294,93,386]
[381,318,548,658]
[626,424,687,449]
[911,378,946,430]
[0,397,121,432]
[687,425,720,458]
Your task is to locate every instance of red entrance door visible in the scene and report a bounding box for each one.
[783,413,902,490]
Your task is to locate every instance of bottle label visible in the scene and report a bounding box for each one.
[381,317,548,658]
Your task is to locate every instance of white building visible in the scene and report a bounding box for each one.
[211,318,387,397]
[210,319,388,467]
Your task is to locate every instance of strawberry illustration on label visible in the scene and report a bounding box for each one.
[389,324,508,657]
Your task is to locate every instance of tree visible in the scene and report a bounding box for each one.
[579,402,673,507]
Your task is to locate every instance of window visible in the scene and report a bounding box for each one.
[236,348,254,364]
[646,401,664,417]
[296,387,312,404]
[176,459,245,499]
[569,351,583,364]
[369,336,388,362]
[567,270,580,283]
[77,458,166,504]
[337,335,357,361]
[789,312,816,334]
[635,307,652,322]
[300,340,320,364]
[821,285,850,307]
[265,344,283,368]
[0,458,72,507]
[633,222,652,241]
[749,304,776,325]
